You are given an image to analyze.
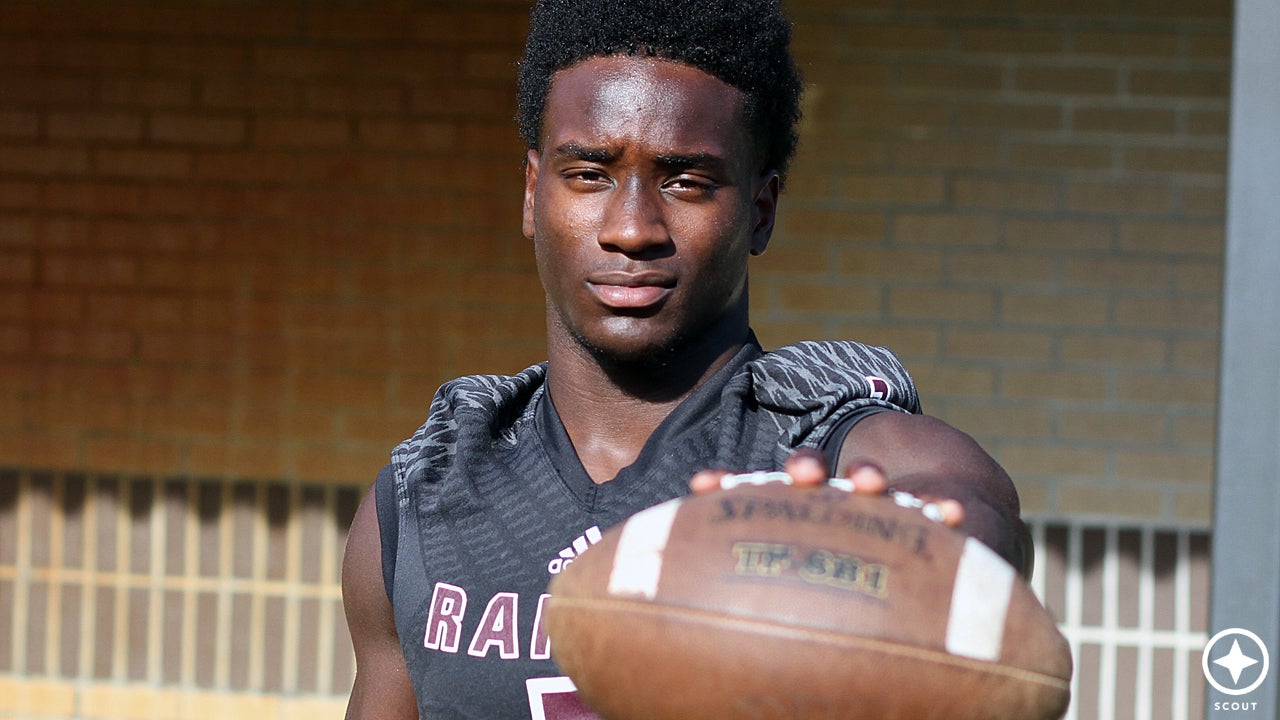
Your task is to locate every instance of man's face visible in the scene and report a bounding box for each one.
[523,55,779,366]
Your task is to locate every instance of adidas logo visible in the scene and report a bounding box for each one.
[547,526,602,575]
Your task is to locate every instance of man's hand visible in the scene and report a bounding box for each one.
[688,449,966,528]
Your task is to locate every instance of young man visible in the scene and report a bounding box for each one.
[343,1,1029,718]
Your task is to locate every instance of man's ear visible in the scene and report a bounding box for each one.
[750,171,781,256]
[522,149,540,240]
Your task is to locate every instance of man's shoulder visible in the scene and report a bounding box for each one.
[390,362,549,482]
[744,339,920,413]
[432,363,549,418]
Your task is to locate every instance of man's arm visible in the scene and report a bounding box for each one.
[342,482,418,720]
[835,411,1032,577]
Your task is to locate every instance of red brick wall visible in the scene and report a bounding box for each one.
[0,0,1231,523]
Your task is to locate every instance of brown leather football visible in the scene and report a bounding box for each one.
[545,482,1072,720]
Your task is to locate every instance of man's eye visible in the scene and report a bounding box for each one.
[665,176,716,195]
[565,169,608,185]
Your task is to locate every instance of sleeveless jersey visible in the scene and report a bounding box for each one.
[379,338,919,718]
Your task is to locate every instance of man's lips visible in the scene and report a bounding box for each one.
[586,271,675,309]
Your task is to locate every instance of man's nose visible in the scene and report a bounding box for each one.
[596,179,670,256]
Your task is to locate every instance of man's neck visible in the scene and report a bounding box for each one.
[545,328,750,484]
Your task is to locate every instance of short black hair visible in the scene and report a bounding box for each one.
[517,0,803,181]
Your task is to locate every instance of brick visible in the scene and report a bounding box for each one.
[1116,372,1216,405]
[0,250,36,284]
[1000,444,1109,479]
[96,148,192,178]
[148,42,251,75]
[1115,296,1219,332]
[0,323,31,356]
[151,113,247,145]
[1005,218,1113,252]
[773,280,885,313]
[803,60,894,90]
[0,146,90,176]
[1056,484,1164,518]
[45,181,145,215]
[83,435,186,473]
[359,48,463,81]
[900,62,1004,92]
[947,328,1054,362]
[1001,369,1109,401]
[1118,221,1223,257]
[465,49,519,82]
[845,93,951,131]
[782,207,886,239]
[1015,66,1119,95]
[894,214,998,246]
[1074,106,1179,135]
[848,23,952,53]
[952,175,1060,211]
[794,137,892,174]
[253,116,351,148]
[948,401,1053,439]
[1170,490,1212,524]
[1013,478,1052,516]
[950,251,1056,285]
[306,9,416,42]
[1003,291,1109,328]
[305,82,405,114]
[1066,181,1173,215]
[0,110,39,138]
[1115,449,1213,484]
[900,0,1009,15]
[1186,109,1229,137]
[1073,30,1180,58]
[1172,412,1216,449]
[889,286,995,322]
[892,138,1001,169]
[254,45,354,78]
[0,72,94,105]
[412,9,531,45]
[99,78,195,108]
[958,27,1066,55]
[839,173,946,205]
[1060,409,1168,444]
[831,323,943,359]
[1130,0,1231,20]
[44,39,146,71]
[902,362,995,397]
[1172,338,1220,372]
[1061,334,1169,368]
[0,180,41,208]
[187,441,289,480]
[1063,256,1167,290]
[202,78,300,111]
[839,247,944,281]
[1124,146,1226,175]
[1186,32,1233,61]
[1130,69,1230,99]
[357,119,458,151]
[955,102,1063,132]
[41,253,139,288]
[1009,141,1114,171]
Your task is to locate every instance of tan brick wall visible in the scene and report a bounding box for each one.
[756,0,1230,526]
[1,0,1227,507]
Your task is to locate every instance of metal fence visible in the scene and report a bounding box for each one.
[0,468,1212,719]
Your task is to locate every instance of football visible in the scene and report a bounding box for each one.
[545,480,1072,720]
